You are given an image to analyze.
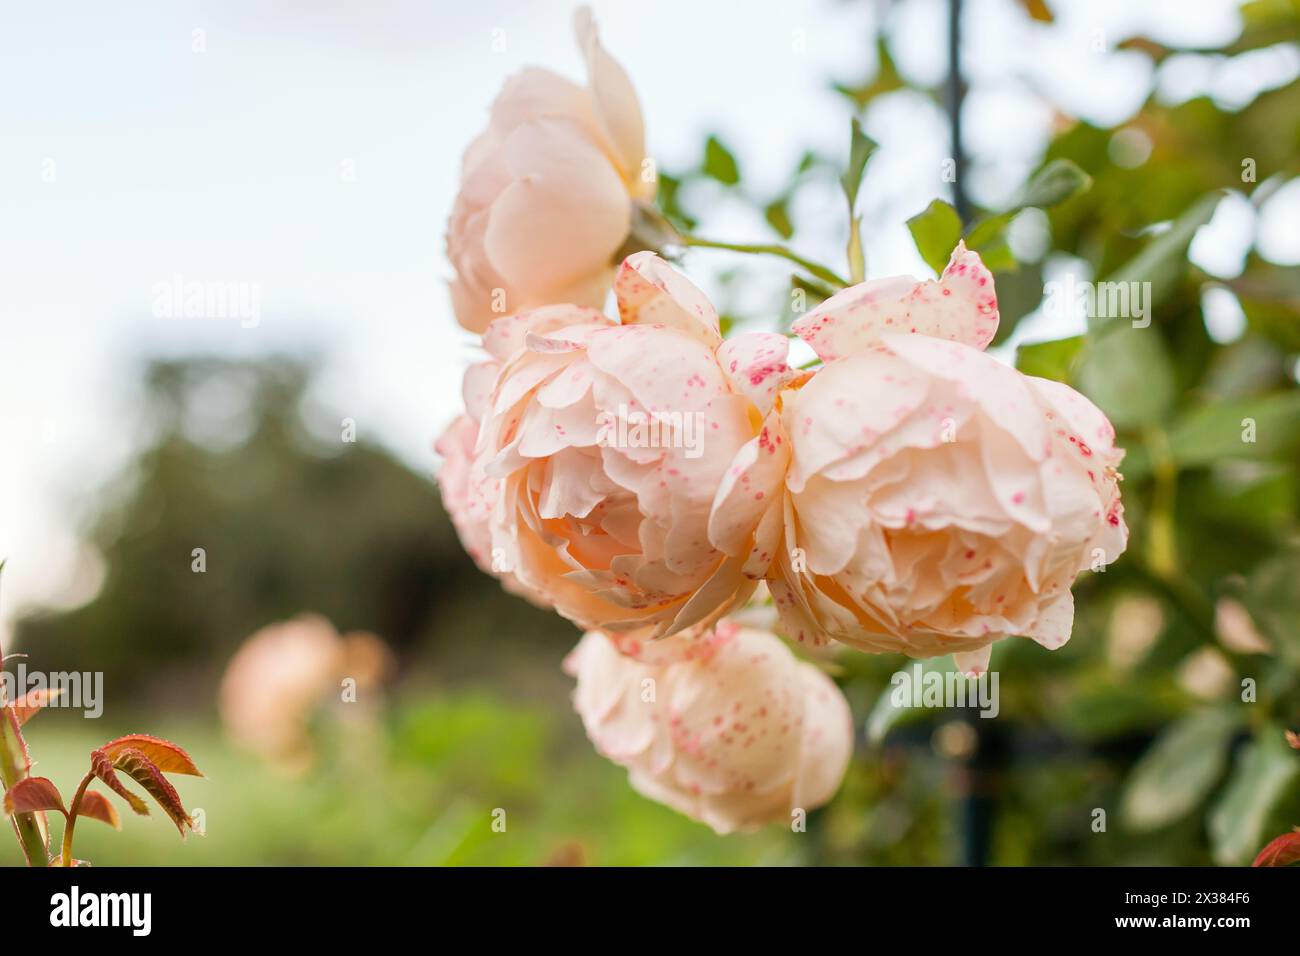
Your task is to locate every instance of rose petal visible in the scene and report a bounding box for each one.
[614,252,721,348]
[485,118,630,294]
[717,332,792,416]
[792,242,999,360]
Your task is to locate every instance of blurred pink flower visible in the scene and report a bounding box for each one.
[219,615,392,773]
[446,6,651,333]
[563,620,852,834]
[770,243,1128,673]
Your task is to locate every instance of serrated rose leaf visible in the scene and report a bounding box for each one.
[1252,830,1300,867]
[112,747,193,837]
[13,688,64,726]
[3,777,66,816]
[76,790,122,830]
[100,734,203,776]
[91,749,150,817]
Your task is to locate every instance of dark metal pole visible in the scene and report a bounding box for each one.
[947,0,971,225]
[946,0,996,867]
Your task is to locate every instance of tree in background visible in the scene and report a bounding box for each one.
[15,357,572,701]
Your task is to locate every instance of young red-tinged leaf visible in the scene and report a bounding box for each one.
[111,747,193,837]
[91,749,149,817]
[1253,830,1300,867]
[12,688,64,726]
[76,791,122,831]
[3,777,66,816]
[48,857,90,867]
[100,734,204,776]
[1286,729,1299,750]
[1,703,31,772]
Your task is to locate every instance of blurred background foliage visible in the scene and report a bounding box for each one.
[8,0,1300,865]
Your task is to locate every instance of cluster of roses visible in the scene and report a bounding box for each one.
[436,9,1128,833]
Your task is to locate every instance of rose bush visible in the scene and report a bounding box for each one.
[436,11,1135,835]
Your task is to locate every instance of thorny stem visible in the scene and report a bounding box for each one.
[61,770,95,868]
[0,563,50,866]
[678,235,850,290]
[0,712,47,866]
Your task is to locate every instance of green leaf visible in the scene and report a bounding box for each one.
[1242,548,1300,665]
[906,199,963,275]
[1167,391,1300,468]
[840,118,877,214]
[1122,391,1300,480]
[976,238,1019,273]
[1208,726,1300,865]
[831,37,905,112]
[1012,158,1093,211]
[1076,324,1176,429]
[655,172,696,231]
[1015,335,1084,382]
[967,158,1086,260]
[1236,287,1300,352]
[764,198,794,240]
[702,136,740,186]
[1119,707,1239,832]
[965,212,1013,253]
[965,160,1091,254]
[1099,192,1221,324]
[864,659,952,746]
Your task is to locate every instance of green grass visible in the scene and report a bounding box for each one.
[7,692,798,866]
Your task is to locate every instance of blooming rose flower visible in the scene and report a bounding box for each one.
[435,362,509,574]
[436,397,550,607]
[219,615,392,772]
[473,252,793,637]
[771,243,1128,673]
[446,6,652,333]
[563,620,852,834]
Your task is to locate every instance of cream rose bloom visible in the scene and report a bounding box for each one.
[473,252,793,636]
[772,243,1128,674]
[563,620,852,834]
[446,7,651,333]
[436,364,553,606]
[435,363,509,571]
